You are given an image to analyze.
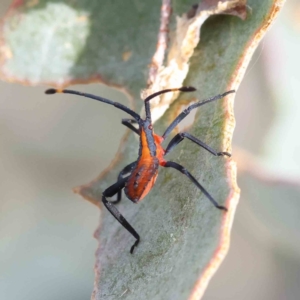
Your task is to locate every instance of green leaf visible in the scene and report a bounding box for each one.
[0,0,285,299]
[1,0,162,95]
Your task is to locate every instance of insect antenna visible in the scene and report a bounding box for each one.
[143,86,196,120]
[45,88,140,120]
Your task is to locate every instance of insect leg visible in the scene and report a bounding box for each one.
[103,177,140,254]
[110,119,139,204]
[109,161,137,204]
[163,161,227,211]
[162,90,235,139]
[164,132,231,157]
[121,119,139,135]
[109,119,139,204]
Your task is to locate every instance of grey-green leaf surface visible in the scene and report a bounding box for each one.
[1,0,163,97]
[76,1,284,299]
[0,0,285,299]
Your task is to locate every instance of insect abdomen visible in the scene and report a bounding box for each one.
[125,157,159,203]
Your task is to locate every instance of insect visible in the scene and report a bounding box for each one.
[45,86,234,253]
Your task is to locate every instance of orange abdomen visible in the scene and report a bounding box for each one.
[124,157,159,203]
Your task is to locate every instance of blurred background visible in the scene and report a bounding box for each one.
[1,1,300,299]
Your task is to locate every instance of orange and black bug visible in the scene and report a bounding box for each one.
[45,87,234,253]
